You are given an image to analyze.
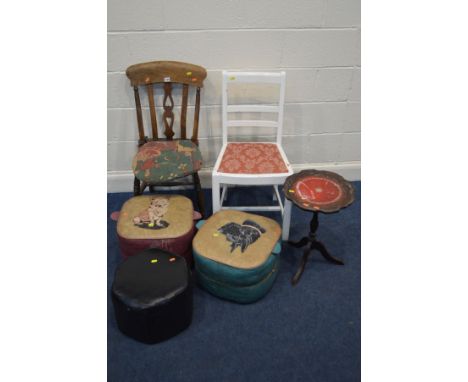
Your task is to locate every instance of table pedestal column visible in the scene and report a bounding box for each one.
[288,211,344,285]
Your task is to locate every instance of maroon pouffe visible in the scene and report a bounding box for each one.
[117,195,196,266]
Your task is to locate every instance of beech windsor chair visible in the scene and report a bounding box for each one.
[126,61,207,217]
[211,71,293,240]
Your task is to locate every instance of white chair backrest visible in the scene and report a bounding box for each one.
[222,71,286,146]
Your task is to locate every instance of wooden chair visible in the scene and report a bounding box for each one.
[126,61,207,217]
[211,71,294,240]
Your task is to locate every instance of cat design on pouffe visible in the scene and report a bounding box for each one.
[218,220,266,253]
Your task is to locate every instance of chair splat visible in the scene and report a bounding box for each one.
[162,82,175,140]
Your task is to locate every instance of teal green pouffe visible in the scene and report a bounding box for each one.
[192,210,282,304]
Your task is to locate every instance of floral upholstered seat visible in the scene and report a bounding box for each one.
[132,140,202,182]
[218,142,289,174]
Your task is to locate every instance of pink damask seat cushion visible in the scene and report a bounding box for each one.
[217,143,289,174]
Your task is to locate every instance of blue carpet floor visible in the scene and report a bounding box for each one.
[108,183,361,382]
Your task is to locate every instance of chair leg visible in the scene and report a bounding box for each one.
[193,172,206,218]
[133,177,141,196]
[212,178,221,214]
[221,185,228,202]
[282,198,292,241]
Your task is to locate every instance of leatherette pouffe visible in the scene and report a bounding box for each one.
[193,210,282,304]
[111,248,193,344]
[117,194,196,265]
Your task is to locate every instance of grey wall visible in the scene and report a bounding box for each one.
[107,0,361,190]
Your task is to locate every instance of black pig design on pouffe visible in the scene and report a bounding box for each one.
[192,211,282,304]
[218,220,266,253]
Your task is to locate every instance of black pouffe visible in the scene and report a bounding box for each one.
[111,248,193,344]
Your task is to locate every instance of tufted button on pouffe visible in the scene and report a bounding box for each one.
[111,248,193,344]
[193,210,282,304]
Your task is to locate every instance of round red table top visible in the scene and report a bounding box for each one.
[284,170,354,213]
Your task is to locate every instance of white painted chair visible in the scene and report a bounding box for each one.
[212,71,293,240]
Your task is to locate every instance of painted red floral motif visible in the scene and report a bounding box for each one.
[218,143,288,174]
[293,177,342,205]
